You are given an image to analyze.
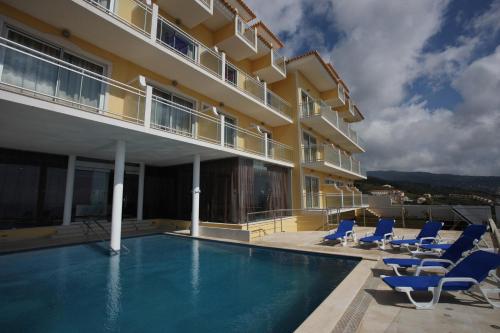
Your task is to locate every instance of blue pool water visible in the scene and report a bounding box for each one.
[0,235,359,333]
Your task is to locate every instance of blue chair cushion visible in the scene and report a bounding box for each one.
[324,232,343,241]
[390,239,420,246]
[359,235,383,243]
[383,258,450,268]
[383,276,472,291]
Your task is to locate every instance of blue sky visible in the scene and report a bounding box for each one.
[246,0,500,176]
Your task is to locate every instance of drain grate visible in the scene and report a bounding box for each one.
[332,262,384,333]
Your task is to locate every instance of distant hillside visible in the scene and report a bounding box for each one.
[367,171,500,195]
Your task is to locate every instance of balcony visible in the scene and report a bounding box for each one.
[0,37,294,167]
[302,145,366,179]
[252,49,286,83]
[320,84,346,108]
[300,99,365,153]
[157,0,213,28]
[214,15,257,61]
[3,0,292,126]
[304,192,367,210]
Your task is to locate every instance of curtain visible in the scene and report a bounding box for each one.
[2,30,60,96]
[58,52,104,109]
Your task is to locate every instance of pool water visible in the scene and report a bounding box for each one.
[0,235,359,333]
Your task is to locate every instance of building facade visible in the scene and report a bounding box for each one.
[0,0,366,251]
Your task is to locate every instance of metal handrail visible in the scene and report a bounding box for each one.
[82,219,130,254]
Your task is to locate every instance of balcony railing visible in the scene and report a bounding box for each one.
[235,16,256,47]
[0,37,293,164]
[300,98,364,149]
[302,145,366,178]
[83,0,290,120]
[267,91,292,118]
[304,193,366,209]
[271,49,286,74]
[0,36,146,124]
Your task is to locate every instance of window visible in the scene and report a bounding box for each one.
[304,176,320,208]
[223,114,237,147]
[302,131,317,162]
[301,91,315,116]
[156,19,196,60]
[225,64,237,85]
[1,28,105,110]
[325,178,336,185]
[151,87,195,136]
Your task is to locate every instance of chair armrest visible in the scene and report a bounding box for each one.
[364,232,373,237]
[437,277,478,289]
[418,237,439,244]
[345,231,353,237]
[419,258,454,266]
[383,232,394,239]
[436,237,454,244]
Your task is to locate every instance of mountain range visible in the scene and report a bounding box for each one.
[367,171,500,195]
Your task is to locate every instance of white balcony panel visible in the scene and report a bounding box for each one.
[3,0,291,126]
[157,0,213,28]
[302,161,366,180]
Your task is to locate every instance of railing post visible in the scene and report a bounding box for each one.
[263,81,268,105]
[220,114,225,147]
[221,51,226,79]
[264,132,269,158]
[150,3,158,42]
[144,85,153,128]
[341,191,344,208]
[401,205,406,228]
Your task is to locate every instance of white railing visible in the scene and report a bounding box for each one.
[267,90,292,118]
[235,15,256,47]
[302,145,366,177]
[272,49,286,74]
[0,37,145,124]
[85,0,290,119]
[304,192,366,209]
[85,0,152,36]
[0,37,294,164]
[300,98,364,149]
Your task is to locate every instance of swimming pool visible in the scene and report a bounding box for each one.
[0,235,359,332]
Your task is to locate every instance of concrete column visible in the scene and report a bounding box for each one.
[221,52,226,79]
[191,154,201,237]
[144,85,153,128]
[137,162,145,221]
[62,155,76,226]
[111,140,126,253]
[150,4,158,42]
[220,114,225,147]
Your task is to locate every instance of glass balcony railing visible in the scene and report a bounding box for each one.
[300,98,364,149]
[304,192,366,209]
[0,36,146,124]
[236,16,256,47]
[272,49,286,74]
[301,145,366,178]
[267,91,292,119]
[0,37,294,164]
[83,0,290,119]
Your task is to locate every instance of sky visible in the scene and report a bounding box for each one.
[245,0,500,176]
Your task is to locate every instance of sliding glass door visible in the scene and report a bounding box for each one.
[304,176,320,208]
[151,87,194,136]
[1,28,105,110]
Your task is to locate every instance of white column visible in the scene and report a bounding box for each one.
[111,140,126,253]
[144,85,153,128]
[220,114,225,147]
[191,154,201,237]
[150,3,158,42]
[263,81,268,105]
[62,155,76,226]
[264,132,269,158]
[221,52,226,79]
[137,162,145,221]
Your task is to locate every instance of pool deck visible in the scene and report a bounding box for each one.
[251,228,500,333]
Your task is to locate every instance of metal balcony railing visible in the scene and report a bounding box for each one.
[235,16,256,47]
[304,192,366,209]
[302,145,366,178]
[271,49,286,74]
[300,99,364,149]
[0,37,294,164]
[83,0,291,119]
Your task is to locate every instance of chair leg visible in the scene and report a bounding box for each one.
[476,286,500,309]
[404,290,439,310]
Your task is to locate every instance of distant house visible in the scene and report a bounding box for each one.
[417,197,427,204]
[370,185,406,204]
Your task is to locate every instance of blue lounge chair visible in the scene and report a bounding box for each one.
[358,218,395,249]
[417,224,487,253]
[383,236,476,276]
[390,220,443,249]
[324,219,356,246]
[382,250,500,309]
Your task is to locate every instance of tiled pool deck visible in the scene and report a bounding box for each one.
[254,228,500,333]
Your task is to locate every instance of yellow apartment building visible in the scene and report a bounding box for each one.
[0,0,366,250]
